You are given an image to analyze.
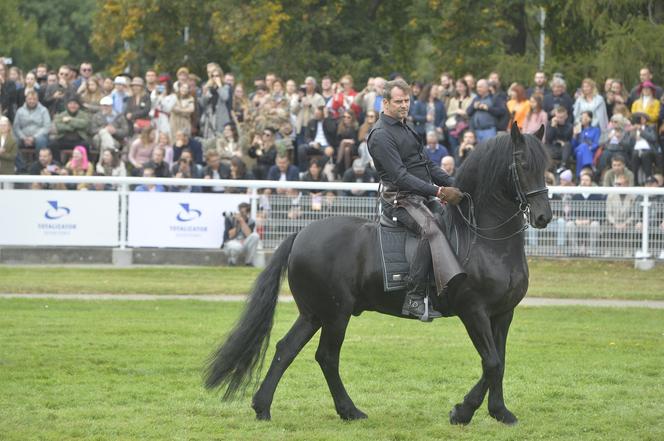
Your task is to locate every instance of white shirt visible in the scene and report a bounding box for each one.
[313,121,329,147]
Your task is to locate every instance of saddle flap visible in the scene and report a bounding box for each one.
[378,224,418,292]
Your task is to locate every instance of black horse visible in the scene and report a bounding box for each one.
[205,124,552,425]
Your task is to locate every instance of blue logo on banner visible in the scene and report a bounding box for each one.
[176,203,202,222]
[44,200,71,220]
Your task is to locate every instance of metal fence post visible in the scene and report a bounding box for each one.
[640,195,650,258]
[119,183,128,249]
[250,187,258,220]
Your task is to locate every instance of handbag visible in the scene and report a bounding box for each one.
[445,115,458,130]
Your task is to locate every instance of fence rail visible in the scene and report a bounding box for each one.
[1,175,663,261]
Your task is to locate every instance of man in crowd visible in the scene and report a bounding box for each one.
[44,65,73,116]
[342,158,377,197]
[90,95,129,155]
[28,148,60,189]
[13,90,51,151]
[299,105,337,166]
[627,67,663,107]
[467,79,504,141]
[605,174,637,257]
[566,171,603,256]
[135,166,166,192]
[527,71,550,97]
[355,76,385,115]
[424,130,449,165]
[267,154,299,184]
[50,95,90,161]
[293,76,325,157]
[602,154,635,187]
[458,130,477,165]
[203,150,231,193]
[441,155,455,177]
[223,202,260,267]
[143,146,171,178]
[544,106,573,171]
[543,77,574,118]
[73,62,93,91]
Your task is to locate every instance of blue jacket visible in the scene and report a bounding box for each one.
[267,164,300,181]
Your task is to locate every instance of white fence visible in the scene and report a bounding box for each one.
[1,175,663,261]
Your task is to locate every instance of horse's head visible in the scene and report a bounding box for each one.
[509,123,552,229]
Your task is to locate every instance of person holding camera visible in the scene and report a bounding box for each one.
[544,106,573,171]
[200,67,231,140]
[223,202,260,267]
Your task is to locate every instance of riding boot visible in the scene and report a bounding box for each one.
[401,239,442,320]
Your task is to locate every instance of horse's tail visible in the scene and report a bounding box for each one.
[204,232,298,399]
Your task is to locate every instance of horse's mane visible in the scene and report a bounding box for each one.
[454,133,549,206]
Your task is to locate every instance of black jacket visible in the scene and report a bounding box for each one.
[545,119,573,144]
[368,113,453,197]
[304,117,337,147]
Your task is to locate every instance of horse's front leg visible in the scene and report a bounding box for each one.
[486,309,517,424]
[449,311,502,425]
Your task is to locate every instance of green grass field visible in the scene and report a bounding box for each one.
[1,259,663,300]
[1,299,663,441]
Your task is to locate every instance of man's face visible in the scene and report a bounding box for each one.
[66,101,80,113]
[535,72,546,87]
[440,75,451,88]
[153,149,164,163]
[610,81,622,95]
[58,68,70,84]
[276,157,289,172]
[463,132,476,145]
[143,168,154,178]
[580,174,592,187]
[239,206,250,218]
[441,157,455,175]
[36,66,47,78]
[265,74,276,87]
[552,83,564,96]
[305,78,315,93]
[612,160,625,174]
[39,150,52,165]
[208,155,220,168]
[224,74,234,86]
[476,81,488,97]
[26,94,38,108]
[145,71,157,84]
[181,151,192,163]
[321,78,331,90]
[47,74,57,86]
[80,63,93,78]
[383,87,410,120]
[489,72,500,85]
[640,68,651,83]
[554,110,568,124]
[426,133,437,146]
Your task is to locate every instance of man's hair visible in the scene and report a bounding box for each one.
[276,153,289,161]
[384,79,411,101]
[550,77,566,88]
[612,153,626,164]
[554,105,568,114]
[25,90,38,99]
[238,202,251,211]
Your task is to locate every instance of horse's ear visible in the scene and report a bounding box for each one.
[534,124,545,141]
[510,122,524,152]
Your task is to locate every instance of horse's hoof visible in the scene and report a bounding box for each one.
[339,407,368,421]
[254,410,271,421]
[449,404,473,425]
[489,407,518,425]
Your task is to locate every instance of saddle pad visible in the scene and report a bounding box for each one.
[378,225,413,292]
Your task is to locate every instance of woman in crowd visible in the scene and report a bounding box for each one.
[155,131,174,168]
[0,116,17,175]
[330,74,361,119]
[231,83,250,125]
[248,127,278,180]
[214,123,242,165]
[65,145,94,190]
[630,81,660,126]
[128,126,156,171]
[153,79,176,138]
[421,83,446,139]
[507,83,530,129]
[335,109,359,177]
[170,82,195,137]
[446,79,473,156]
[573,78,608,135]
[125,77,151,134]
[17,71,42,108]
[571,110,601,177]
[79,77,103,113]
[358,110,377,143]
[101,77,115,96]
[523,93,548,136]
[225,157,254,193]
[96,147,127,177]
[200,66,231,139]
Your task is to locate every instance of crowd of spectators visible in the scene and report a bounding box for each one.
[0,59,662,257]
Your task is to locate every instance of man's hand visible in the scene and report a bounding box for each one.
[437,186,463,205]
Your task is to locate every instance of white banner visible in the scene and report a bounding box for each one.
[0,190,119,246]
[127,192,250,248]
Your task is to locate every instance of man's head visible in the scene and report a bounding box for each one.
[373,77,385,95]
[47,72,57,86]
[304,76,316,94]
[382,79,411,120]
[100,95,113,114]
[206,151,220,168]
[488,71,501,86]
[238,202,251,217]
[39,148,53,166]
[440,72,453,88]
[462,130,476,146]
[352,159,365,176]
[276,154,289,173]
[36,64,48,78]
[426,131,438,147]
[142,166,155,178]
[175,129,190,145]
[152,147,165,163]
[553,106,568,124]
[25,90,39,109]
[579,172,593,187]
[66,96,81,114]
[614,174,628,188]
[321,76,332,91]
[145,69,157,85]
[265,72,276,89]
[441,156,455,175]
[476,79,489,97]
[639,67,652,83]
[534,71,547,87]
[610,80,623,95]
[463,74,476,91]
[611,154,626,174]
[79,62,93,79]
[57,65,71,85]
[550,77,566,96]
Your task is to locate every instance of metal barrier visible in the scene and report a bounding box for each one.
[1,175,663,261]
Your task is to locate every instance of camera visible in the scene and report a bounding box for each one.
[222,212,236,221]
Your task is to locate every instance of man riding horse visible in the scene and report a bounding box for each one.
[368,79,467,320]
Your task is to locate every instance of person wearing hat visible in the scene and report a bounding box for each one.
[597,113,633,172]
[627,67,663,107]
[90,95,129,155]
[50,94,91,162]
[125,77,151,135]
[111,76,128,115]
[628,112,659,183]
[630,80,660,126]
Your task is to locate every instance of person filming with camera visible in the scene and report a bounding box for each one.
[222,202,260,267]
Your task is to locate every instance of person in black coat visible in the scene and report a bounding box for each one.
[298,106,337,166]
[545,106,573,170]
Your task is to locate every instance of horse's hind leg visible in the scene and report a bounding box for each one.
[252,314,320,420]
[486,309,517,424]
[316,315,367,420]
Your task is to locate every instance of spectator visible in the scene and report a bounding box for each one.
[630,81,660,126]
[458,130,477,165]
[335,109,359,176]
[90,95,129,156]
[408,81,427,137]
[573,78,608,134]
[438,72,455,109]
[527,172,567,252]
[441,155,455,177]
[231,82,250,124]
[200,66,231,139]
[320,75,334,104]
[597,115,632,173]
[13,90,51,151]
[543,77,574,119]
[507,83,530,129]
[155,131,174,168]
[173,66,190,93]
[101,77,114,96]
[28,148,61,189]
[424,130,449,165]
[267,154,299,182]
[170,82,194,138]
[545,106,573,171]
[51,95,91,161]
[527,71,550,98]
[420,83,447,140]
[488,80,510,132]
[627,67,663,107]
[73,62,94,91]
[523,93,547,136]
[143,146,171,178]
[78,77,103,114]
[144,69,158,106]
[628,113,658,184]
[342,158,377,197]
[44,65,72,117]
[301,158,327,191]
[128,126,156,171]
[204,122,241,165]
[354,76,385,115]
[64,145,94,190]
[602,154,635,187]
[226,157,254,193]
[170,153,200,193]
[446,79,472,155]
[110,76,128,115]
[135,166,165,192]
[605,174,636,257]
[299,105,337,166]
[154,77,176,137]
[249,127,278,180]
[463,73,476,94]
[293,76,325,145]
[96,147,126,177]
[571,110,600,176]
[467,79,501,141]
[566,171,603,256]
[17,72,42,108]
[125,77,151,134]
[0,116,17,175]
[223,202,260,267]
[605,79,627,117]
[203,150,231,193]
[172,128,203,165]
[330,74,361,119]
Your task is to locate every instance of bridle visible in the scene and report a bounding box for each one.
[456,149,549,248]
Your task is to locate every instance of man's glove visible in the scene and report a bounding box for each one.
[437,186,464,205]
